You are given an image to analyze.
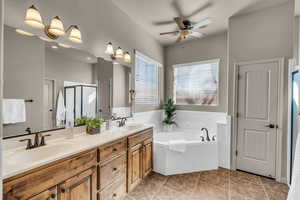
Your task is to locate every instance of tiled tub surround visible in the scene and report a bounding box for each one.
[2,124,153,179]
[125,169,289,200]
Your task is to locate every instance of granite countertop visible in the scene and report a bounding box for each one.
[2,124,153,179]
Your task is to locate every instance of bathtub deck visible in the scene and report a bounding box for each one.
[124,168,288,200]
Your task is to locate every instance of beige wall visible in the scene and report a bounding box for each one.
[3,25,45,137]
[228,2,294,179]
[164,32,228,112]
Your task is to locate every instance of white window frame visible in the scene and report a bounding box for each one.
[134,51,162,105]
[172,59,220,106]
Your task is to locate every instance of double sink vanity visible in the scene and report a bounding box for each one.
[3,125,154,200]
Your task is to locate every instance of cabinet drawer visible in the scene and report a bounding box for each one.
[99,153,126,190]
[98,138,127,162]
[99,178,126,200]
[4,149,97,200]
[128,129,153,147]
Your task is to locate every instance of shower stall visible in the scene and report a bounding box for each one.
[64,84,98,125]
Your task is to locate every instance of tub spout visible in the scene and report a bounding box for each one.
[201,128,210,141]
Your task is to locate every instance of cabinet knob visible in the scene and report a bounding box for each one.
[61,188,66,193]
[113,148,117,152]
[113,193,117,197]
[113,167,117,171]
[50,193,56,199]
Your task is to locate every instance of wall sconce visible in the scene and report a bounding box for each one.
[24,5,82,43]
[105,42,131,63]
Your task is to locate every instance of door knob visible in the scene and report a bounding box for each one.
[265,124,275,129]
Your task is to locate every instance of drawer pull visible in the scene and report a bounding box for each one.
[113,148,118,152]
[113,193,117,197]
[50,193,56,199]
[113,167,117,171]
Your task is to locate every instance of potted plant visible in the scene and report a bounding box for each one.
[162,98,176,132]
[75,117,104,135]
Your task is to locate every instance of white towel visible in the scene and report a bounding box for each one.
[288,133,300,200]
[2,99,26,124]
[169,140,186,153]
[56,90,66,126]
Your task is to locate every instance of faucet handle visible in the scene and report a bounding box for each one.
[40,134,51,146]
[19,138,33,150]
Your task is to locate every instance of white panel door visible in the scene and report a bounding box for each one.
[43,79,54,130]
[237,61,279,178]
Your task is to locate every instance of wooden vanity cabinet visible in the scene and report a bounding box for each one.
[58,167,97,200]
[27,187,57,200]
[127,129,153,192]
[3,128,153,200]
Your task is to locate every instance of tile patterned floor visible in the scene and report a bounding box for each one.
[124,168,289,200]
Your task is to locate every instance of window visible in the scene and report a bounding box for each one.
[135,51,161,105]
[173,59,219,106]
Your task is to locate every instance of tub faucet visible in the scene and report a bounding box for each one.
[201,128,210,141]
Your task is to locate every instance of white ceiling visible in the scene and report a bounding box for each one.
[112,0,289,45]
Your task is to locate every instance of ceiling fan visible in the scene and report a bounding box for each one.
[157,0,213,43]
[160,17,212,42]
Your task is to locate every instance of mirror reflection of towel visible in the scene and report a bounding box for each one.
[56,90,66,126]
[288,133,300,200]
[2,99,26,124]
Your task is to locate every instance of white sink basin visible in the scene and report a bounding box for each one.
[124,123,144,131]
[4,142,77,166]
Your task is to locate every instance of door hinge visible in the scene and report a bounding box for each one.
[236,113,239,118]
[235,150,238,156]
[238,74,242,80]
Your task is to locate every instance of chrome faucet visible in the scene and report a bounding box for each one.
[19,131,51,150]
[201,128,210,141]
[117,117,127,127]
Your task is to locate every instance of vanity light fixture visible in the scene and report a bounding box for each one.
[105,42,131,63]
[105,42,114,55]
[24,5,82,43]
[124,52,131,63]
[15,29,34,37]
[115,47,124,58]
[24,5,45,29]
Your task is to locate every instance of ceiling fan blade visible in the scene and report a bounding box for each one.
[185,2,213,19]
[192,18,212,30]
[190,31,204,38]
[171,0,184,17]
[174,17,185,30]
[176,34,182,42]
[160,31,180,35]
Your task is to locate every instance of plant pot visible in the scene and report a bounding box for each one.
[86,126,100,135]
[163,124,174,132]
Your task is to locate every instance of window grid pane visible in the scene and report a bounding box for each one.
[135,53,159,105]
[174,60,219,106]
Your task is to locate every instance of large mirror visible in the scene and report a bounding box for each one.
[3,25,133,138]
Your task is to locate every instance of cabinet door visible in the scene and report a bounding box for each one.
[28,187,57,200]
[127,143,143,192]
[143,138,153,178]
[58,166,97,200]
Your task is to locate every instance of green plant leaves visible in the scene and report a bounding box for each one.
[163,98,176,125]
[75,117,104,129]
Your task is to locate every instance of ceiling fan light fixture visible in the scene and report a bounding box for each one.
[105,42,114,55]
[68,25,82,43]
[24,5,45,29]
[115,47,123,58]
[48,16,65,36]
[124,52,131,63]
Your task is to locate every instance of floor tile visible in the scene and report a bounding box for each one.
[125,168,289,200]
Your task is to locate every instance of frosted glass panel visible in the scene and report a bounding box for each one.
[174,60,219,106]
[82,87,97,118]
